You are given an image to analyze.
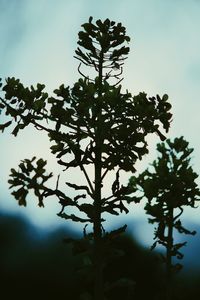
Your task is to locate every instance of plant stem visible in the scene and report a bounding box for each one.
[93,52,104,300]
[166,207,174,300]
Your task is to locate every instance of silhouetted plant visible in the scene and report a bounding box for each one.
[129,136,200,298]
[0,17,172,299]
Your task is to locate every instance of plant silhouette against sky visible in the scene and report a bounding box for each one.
[129,136,200,298]
[0,17,172,299]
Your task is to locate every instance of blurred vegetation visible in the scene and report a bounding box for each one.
[129,136,200,299]
[1,211,200,300]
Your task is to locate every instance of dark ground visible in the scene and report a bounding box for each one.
[0,211,200,300]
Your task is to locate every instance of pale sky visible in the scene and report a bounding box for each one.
[1,0,200,243]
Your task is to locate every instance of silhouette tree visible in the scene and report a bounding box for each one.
[0,17,172,299]
[129,136,200,299]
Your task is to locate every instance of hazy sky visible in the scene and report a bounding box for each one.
[1,0,200,242]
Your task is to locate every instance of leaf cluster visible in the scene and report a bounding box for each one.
[0,74,172,232]
[75,17,130,72]
[0,77,48,135]
[135,137,200,208]
[8,157,53,207]
[0,77,172,174]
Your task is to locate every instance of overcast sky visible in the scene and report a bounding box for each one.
[1,0,200,243]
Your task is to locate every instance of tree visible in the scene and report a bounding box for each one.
[0,17,172,299]
[129,136,200,299]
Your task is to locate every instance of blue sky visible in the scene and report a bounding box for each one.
[1,0,200,243]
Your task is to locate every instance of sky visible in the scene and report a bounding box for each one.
[0,0,200,244]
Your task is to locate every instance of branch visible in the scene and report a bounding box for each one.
[112,77,124,87]
[73,56,91,67]
[65,181,93,198]
[58,157,94,194]
[101,168,109,181]
[56,174,60,190]
[102,194,115,204]
[78,63,95,82]
[0,96,8,105]
[31,119,52,133]
[173,207,183,222]
[82,120,95,138]
[80,163,95,194]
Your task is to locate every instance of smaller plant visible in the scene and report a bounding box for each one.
[129,137,200,283]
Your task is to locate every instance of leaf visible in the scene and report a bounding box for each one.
[12,124,26,136]
[19,162,28,174]
[79,203,94,218]
[74,194,86,201]
[59,196,74,207]
[33,99,45,111]
[162,94,168,101]
[12,187,28,206]
[0,120,12,132]
[150,241,157,251]
[119,200,129,214]
[36,158,46,169]
[104,225,127,240]
[57,212,91,223]
[112,170,120,194]
[37,83,45,91]
[55,121,61,132]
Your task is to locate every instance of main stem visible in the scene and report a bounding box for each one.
[166,207,174,300]
[93,53,104,300]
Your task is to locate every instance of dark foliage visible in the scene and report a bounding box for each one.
[0,212,163,300]
[1,212,200,300]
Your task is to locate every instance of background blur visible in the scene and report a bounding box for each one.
[0,0,200,288]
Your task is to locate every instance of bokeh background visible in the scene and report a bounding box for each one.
[1,1,200,297]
